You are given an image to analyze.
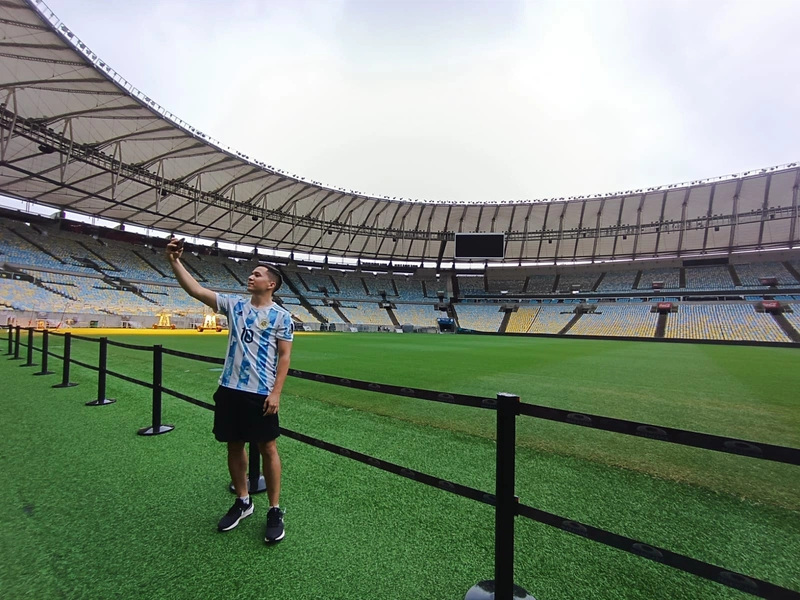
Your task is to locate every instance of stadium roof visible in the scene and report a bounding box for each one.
[0,0,798,266]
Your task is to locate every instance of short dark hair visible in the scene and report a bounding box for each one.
[256,262,283,291]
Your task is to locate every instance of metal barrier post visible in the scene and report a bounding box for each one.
[229,442,268,495]
[465,393,534,600]
[52,332,78,388]
[20,327,36,367]
[10,325,22,360]
[5,324,12,355]
[34,329,55,376]
[86,337,115,406]
[138,345,173,435]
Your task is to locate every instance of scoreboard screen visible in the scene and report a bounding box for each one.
[454,233,505,259]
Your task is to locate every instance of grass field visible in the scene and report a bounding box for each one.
[1,330,798,599]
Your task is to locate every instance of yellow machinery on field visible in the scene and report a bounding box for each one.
[197,310,223,332]
[152,311,177,330]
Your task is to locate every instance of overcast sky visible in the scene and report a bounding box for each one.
[43,0,800,203]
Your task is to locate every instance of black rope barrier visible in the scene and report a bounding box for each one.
[70,334,99,343]
[70,358,99,372]
[162,348,496,409]
[519,402,800,466]
[515,502,799,600]
[161,347,224,365]
[161,386,214,411]
[107,339,155,351]
[106,369,153,389]
[287,368,497,410]
[280,427,496,506]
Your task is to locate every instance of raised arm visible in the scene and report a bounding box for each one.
[165,237,218,311]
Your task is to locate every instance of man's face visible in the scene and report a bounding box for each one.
[247,266,277,293]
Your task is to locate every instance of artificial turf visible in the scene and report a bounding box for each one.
[1,331,798,599]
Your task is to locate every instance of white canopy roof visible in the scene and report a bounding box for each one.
[0,0,798,264]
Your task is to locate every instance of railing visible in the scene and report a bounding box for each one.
[6,325,800,600]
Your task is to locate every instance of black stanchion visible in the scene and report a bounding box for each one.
[9,325,22,360]
[86,337,116,406]
[228,442,268,495]
[138,345,173,436]
[20,327,36,367]
[466,393,534,600]
[34,329,55,376]
[5,324,12,356]
[52,332,78,388]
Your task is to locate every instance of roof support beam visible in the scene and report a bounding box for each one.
[756,174,772,249]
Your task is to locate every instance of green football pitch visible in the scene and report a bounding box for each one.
[1,331,798,599]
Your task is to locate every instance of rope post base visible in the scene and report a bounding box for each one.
[137,424,175,436]
[465,581,535,600]
[86,398,116,406]
[229,442,268,494]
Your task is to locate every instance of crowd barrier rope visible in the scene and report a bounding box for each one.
[7,325,800,600]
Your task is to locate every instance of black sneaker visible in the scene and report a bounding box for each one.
[218,498,254,532]
[265,507,285,544]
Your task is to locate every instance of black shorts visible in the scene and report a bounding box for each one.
[212,385,280,443]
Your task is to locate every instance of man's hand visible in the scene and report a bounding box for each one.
[166,236,184,262]
[263,392,280,416]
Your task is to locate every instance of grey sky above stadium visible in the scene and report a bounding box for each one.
[37,0,800,203]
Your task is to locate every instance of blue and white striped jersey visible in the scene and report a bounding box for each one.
[215,294,294,394]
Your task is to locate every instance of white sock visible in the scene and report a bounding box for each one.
[270,505,279,510]
[239,495,250,505]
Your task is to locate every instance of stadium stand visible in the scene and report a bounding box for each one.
[0,277,67,312]
[638,268,680,289]
[783,305,800,332]
[299,270,336,294]
[734,262,797,287]
[0,219,96,275]
[568,304,657,338]
[180,254,243,290]
[684,266,735,291]
[456,276,485,295]
[487,278,525,294]
[314,305,342,323]
[89,240,166,282]
[363,275,393,296]
[557,272,600,293]
[455,304,504,332]
[332,274,367,299]
[528,305,575,334]
[392,303,438,327]
[596,270,638,292]
[526,274,556,294]
[664,304,788,342]
[138,283,206,315]
[393,277,426,301]
[340,303,394,326]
